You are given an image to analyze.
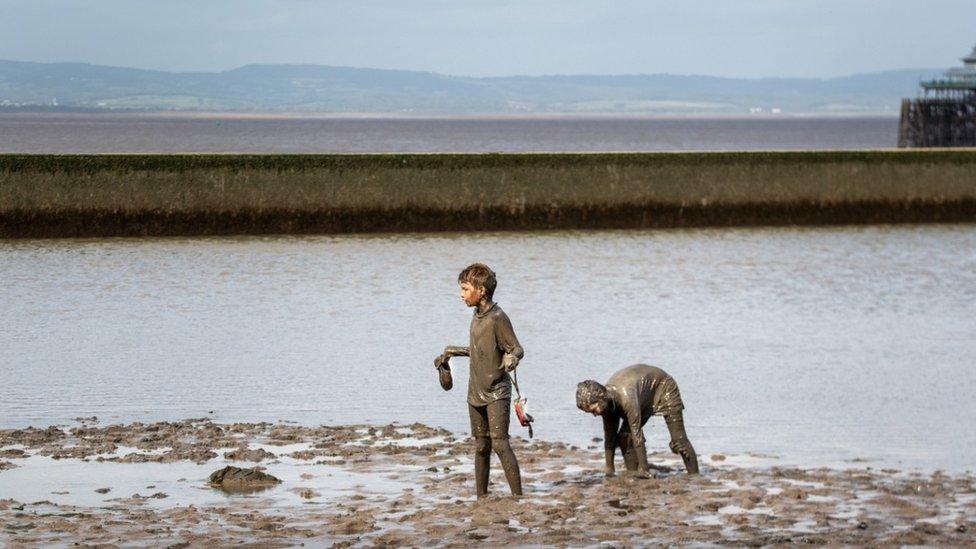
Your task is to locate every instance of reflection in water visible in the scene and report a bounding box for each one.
[1,225,974,471]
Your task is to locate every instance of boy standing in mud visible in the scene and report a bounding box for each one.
[576,364,699,477]
[435,263,524,498]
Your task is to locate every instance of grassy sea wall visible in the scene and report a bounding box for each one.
[1,150,975,238]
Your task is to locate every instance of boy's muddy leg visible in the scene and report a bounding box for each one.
[469,404,493,497]
[474,437,492,497]
[487,399,523,496]
[665,413,699,474]
[617,427,640,471]
[491,437,523,496]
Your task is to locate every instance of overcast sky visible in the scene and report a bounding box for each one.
[1,0,973,78]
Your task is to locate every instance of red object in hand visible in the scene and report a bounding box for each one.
[514,397,534,438]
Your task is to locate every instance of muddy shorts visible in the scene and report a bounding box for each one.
[653,376,685,418]
[469,399,511,440]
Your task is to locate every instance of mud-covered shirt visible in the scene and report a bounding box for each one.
[604,364,684,449]
[467,303,524,407]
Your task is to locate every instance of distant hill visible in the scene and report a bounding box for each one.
[0,60,942,114]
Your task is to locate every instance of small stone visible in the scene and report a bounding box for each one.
[208,466,281,492]
[223,447,276,462]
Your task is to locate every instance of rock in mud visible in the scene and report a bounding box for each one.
[223,447,276,462]
[208,466,281,491]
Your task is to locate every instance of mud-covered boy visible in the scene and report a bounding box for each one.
[435,263,524,498]
[576,364,699,477]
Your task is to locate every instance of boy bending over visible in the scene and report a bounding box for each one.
[577,364,699,477]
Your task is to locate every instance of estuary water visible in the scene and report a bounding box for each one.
[2,225,974,472]
[0,113,898,152]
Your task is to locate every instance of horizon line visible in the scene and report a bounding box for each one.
[0,58,944,82]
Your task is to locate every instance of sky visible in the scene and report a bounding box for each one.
[1,0,973,78]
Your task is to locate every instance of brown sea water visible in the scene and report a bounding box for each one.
[0,113,898,152]
[2,225,974,472]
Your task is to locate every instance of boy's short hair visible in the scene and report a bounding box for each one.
[458,263,497,300]
[576,380,609,410]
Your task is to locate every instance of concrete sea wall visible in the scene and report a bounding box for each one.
[1,150,975,238]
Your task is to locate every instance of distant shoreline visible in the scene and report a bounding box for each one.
[0,108,901,120]
[0,59,935,116]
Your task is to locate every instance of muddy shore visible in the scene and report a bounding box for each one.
[1,418,973,547]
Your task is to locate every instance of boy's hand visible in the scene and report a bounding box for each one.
[434,354,449,369]
[500,353,519,372]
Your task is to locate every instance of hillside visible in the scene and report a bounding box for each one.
[0,60,941,114]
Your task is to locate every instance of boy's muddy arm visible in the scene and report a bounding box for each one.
[634,439,651,477]
[616,394,651,476]
[434,345,471,369]
[434,347,468,369]
[495,313,524,371]
[626,410,651,476]
[602,414,619,476]
[501,353,520,372]
[442,346,470,357]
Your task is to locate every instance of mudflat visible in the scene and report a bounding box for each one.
[1,418,973,547]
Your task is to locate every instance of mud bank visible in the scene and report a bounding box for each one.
[1,150,975,238]
[1,419,973,547]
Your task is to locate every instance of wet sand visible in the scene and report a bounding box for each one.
[1,418,973,547]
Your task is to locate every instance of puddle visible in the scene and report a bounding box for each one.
[0,453,411,509]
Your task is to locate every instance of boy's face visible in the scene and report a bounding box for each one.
[576,396,605,416]
[585,402,605,416]
[459,281,485,307]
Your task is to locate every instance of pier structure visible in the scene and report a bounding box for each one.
[899,45,976,147]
